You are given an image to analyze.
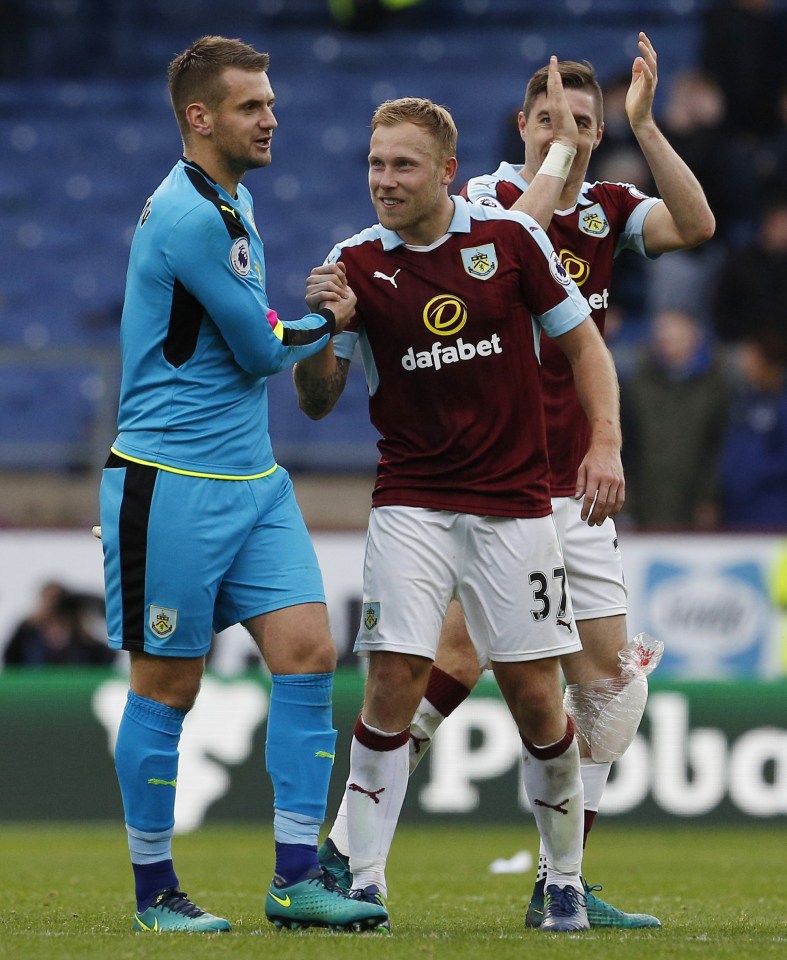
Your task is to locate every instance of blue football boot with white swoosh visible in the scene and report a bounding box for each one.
[541,883,589,932]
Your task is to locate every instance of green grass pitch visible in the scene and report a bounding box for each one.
[0,822,784,959]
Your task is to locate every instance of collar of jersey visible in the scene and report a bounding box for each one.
[492,160,594,209]
[379,196,472,251]
[181,156,217,184]
[179,156,240,206]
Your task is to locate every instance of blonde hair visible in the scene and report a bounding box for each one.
[371,97,457,159]
[167,36,270,140]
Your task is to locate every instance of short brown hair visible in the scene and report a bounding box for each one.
[371,97,457,160]
[167,36,270,140]
[523,60,603,125]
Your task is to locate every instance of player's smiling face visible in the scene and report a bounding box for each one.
[520,87,603,187]
[210,68,278,175]
[368,121,456,246]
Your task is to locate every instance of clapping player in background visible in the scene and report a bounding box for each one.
[318,34,713,929]
[295,94,625,931]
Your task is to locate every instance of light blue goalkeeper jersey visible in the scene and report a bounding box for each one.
[112,158,336,478]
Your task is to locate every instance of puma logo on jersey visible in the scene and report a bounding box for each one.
[534,797,570,815]
[556,618,573,632]
[349,783,386,804]
[373,268,401,288]
[410,733,430,754]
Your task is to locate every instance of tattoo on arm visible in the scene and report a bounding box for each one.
[295,356,351,419]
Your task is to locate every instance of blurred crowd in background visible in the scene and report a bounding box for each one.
[0,0,786,537]
[3,579,112,667]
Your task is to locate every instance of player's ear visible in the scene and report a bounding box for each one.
[186,101,212,139]
[443,156,458,186]
[517,110,527,141]
[592,120,605,150]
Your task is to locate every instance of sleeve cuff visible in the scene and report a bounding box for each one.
[317,307,336,337]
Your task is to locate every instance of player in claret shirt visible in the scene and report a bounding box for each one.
[317,35,712,930]
[295,92,625,932]
[458,34,713,929]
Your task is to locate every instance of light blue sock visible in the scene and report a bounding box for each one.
[115,690,184,849]
[266,672,337,827]
[115,692,185,908]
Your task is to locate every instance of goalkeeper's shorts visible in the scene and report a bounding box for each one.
[99,456,324,656]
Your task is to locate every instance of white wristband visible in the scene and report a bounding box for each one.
[537,141,576,180]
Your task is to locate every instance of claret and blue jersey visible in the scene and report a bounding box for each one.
[330,195,591,518]
[113,158,334,479]
[462,162,661,495]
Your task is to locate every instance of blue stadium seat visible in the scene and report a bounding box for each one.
[0,366,98,469]
[267,361,380,471]
[0,8,705,471]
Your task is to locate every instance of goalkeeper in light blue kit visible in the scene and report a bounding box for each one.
[98,35,387,934]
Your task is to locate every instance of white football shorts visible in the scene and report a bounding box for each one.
[551,496,627,621]
[355,505,582,663]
